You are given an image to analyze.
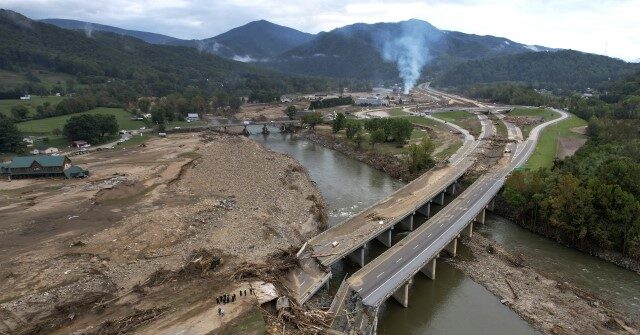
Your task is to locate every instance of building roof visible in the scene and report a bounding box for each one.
[7,155,68,169]
[64,165,88,178]
[187,113,199,118]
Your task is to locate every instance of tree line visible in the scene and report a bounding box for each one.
[501,71,640,259]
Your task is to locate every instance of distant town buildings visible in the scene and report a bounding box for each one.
[355,96,390,107]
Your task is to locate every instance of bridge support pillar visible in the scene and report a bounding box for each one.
[445,239,457,257]
[474,209,485,225]
[348,243,367,267]
[392,282,410,308]
[417,202,431,218]
[420,258,437,280]
[487,198,496,212]
[446,182,457,195]
[432,192,445,206]
[375,228,393,248]
[397,214,414,231]
[463,222,473,238]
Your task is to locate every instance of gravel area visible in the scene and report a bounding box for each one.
[453,234,638,335]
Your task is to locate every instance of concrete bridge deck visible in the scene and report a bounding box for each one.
[289,112,495,304]
[342,108,567,312]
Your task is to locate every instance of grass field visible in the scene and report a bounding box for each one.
[525,113,587,170]
[431,111,481,137]
[0,96,65,118]
[17,108,145,134]
[388,108,409,117]
[509,107,560,138]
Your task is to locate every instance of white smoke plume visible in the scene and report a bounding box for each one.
[378,21,437,94]
[83,22,93,38]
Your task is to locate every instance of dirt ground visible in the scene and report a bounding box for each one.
[235,102,309,121]
[557,126,588,159]
[0,133,326,334]
[452,234,638,335]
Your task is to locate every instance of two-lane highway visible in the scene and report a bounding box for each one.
[347,108,568,307]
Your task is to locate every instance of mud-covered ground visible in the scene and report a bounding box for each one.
[453,234,638,335]
[0,133,326,334]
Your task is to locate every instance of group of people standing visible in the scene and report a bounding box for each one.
[217,287,256,316]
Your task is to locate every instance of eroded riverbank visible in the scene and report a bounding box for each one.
[452,233,638,334]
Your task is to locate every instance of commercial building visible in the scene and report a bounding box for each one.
[355,96,390,107]
[1,155,88,179]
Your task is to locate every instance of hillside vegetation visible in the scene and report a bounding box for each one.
[0,9,332,99]
[502,71,640,260]
[436,50,639,90]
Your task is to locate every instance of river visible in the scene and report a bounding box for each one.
[251,129,638,333]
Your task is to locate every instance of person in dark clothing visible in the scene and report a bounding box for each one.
[244,289,247,296]
[216,297,219,304]
[232,294,236,302]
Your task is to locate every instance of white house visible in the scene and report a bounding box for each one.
[20,94,31,100]
[31,147,59,155]
[186,113,200,122]
[22,138,34,147]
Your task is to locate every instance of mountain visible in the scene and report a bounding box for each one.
[0,10,329,97]
[196,20,315,61]
[263,19,556,86]
[435,49,640,90]
[40,18,185,45]
[44,18,315,62]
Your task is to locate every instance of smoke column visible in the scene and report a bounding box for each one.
[378,21,434,94]
[83,23,93,38]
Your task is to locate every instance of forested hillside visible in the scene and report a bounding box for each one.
[502,71,640,260]
[436,50,639,90]
[0,9,332,99]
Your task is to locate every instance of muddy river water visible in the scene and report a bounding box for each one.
[252,130,639,334]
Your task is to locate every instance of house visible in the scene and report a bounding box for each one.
[22,138,34,147]
[186,113,200,122]
[71,140,89,148]
[63,166,89,179]
[0,155,73,179]
[280,96,293,103]
[20,94,31,100]
[30,146,59,155]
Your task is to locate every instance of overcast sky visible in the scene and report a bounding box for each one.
[2,0,639,61]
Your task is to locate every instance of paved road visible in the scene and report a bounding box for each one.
[290,111,493,304]
[347,108,568,307]
[306,113,493,268]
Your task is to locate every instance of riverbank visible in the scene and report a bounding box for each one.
[452,233,638,335]
[494,198,640,274]
[0,133,327,334]
[301,130,411,180]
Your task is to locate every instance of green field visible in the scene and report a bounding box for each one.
[525,113,587,170]
[509,107,560,138]
[431,111,481,137]
[388,108,409,117]
[0,95,65,118]
[17,108,145,134]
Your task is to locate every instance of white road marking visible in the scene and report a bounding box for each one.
[376,271,385,278]
[395,257,403,263]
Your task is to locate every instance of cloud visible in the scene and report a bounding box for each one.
[2,0,639,61]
